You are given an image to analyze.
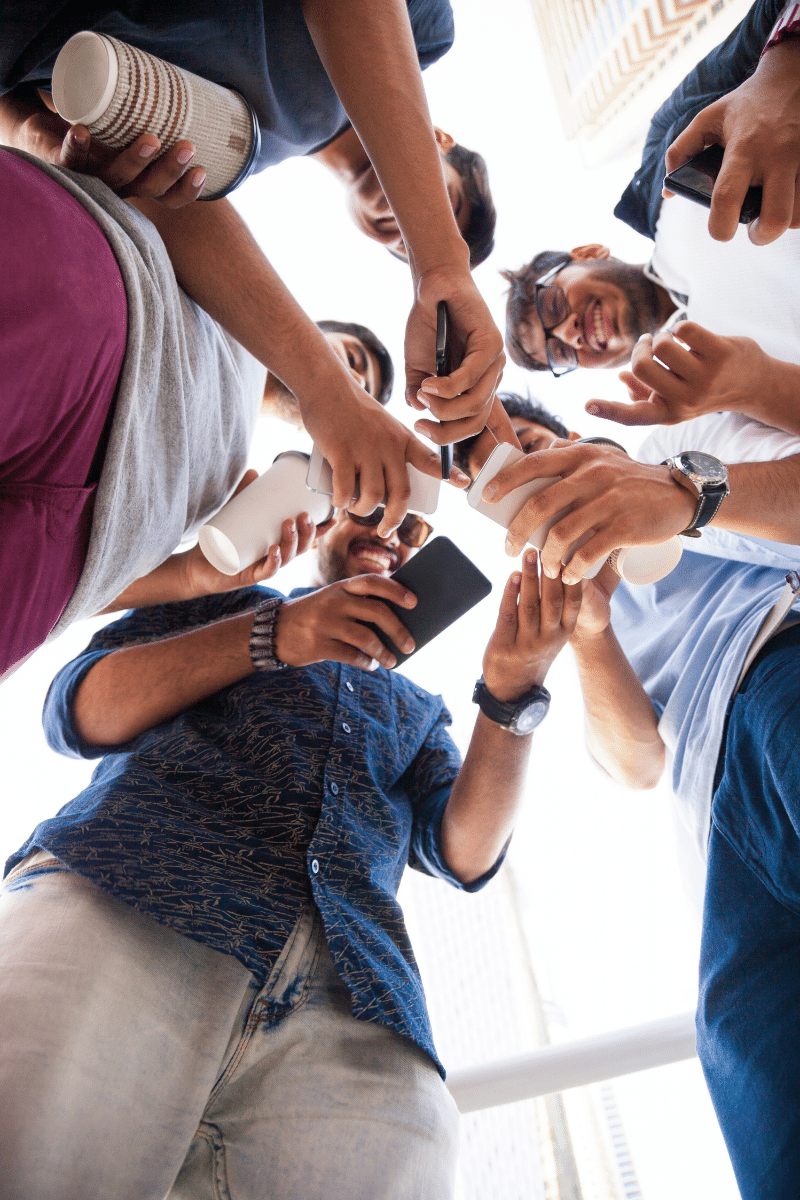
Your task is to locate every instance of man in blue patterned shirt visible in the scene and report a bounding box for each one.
[0,511,581,1200]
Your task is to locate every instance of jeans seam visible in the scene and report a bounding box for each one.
[2,855,66,890]
[195,1121,232,1200]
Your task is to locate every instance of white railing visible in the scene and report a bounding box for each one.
[447,1011,697,1113]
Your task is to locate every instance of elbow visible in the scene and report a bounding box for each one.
[588,739,665,791]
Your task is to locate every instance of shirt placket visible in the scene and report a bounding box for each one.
[307,667,363,887]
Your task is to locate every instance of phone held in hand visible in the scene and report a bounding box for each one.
[436,301,456,481]
[663,143,762,224]
[364,536,491,667]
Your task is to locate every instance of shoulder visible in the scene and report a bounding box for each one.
[407,0,454,66]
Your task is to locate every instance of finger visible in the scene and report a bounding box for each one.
[484,397,522,451]
[378,455,412,537]
[617,370,653,402]
[252,543,283,581]
[492,570,522,646]
[277,518,299,565]
[537,561,569,632]
[584,397,669,426]
[321,637,381,672]
[561,531,616,586]
[403,432,445,480]
[115,140,199,201]
[646,331,704,386]
[561,580,584,635]
[708,157,755,242]
[480,449,565,503]
[347,460,386,520]
[96,134,163,192]
[790,176,800,230]
[669,320,723,357]
[343,609,414,664]
[748,164,795,245]
[144,164,207,208]
[327,456,358,513]
[342,575,417,607]
[518,548,545,630]
[502,485,573,560]
[419,338,505,403]
[58,125,92,171]
[231,468,259,499]
[664,111,719,176]
[295,512,316,556]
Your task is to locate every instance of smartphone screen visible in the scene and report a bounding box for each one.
[436,301,455,481]
[362,536,492,666]
[663,143,762,224]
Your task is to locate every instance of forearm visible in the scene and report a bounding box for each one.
[740,355,800,435]
[570,627,664,789]
[301,0,467,276]
[74,611,255,745]
[98,552,196,614]
[712,454,800,543]
[131,196,350,411]
[440,713,531,884]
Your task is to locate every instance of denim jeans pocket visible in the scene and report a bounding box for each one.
[2,849,69,892]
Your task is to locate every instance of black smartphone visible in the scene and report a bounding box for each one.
[663,143,762,224]
[364,536,492,667]
[436,301,456,481]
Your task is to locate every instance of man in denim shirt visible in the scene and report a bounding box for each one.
[0,510,581,1200]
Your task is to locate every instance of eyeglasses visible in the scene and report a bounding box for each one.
[345,507,433,548]
[533,260,578,378]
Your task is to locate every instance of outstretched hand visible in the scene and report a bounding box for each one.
[585,322,771,427]
[275,573,418,671]
[664,37,800,244]
[482,549,582,701]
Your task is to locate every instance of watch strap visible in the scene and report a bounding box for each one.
[680,484,728,535]
[472,676,551,732]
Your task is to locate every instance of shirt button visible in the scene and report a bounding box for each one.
[345,681,354,693]
[342,722,351,734]
[330,781,339,795]
[311,858,320,875]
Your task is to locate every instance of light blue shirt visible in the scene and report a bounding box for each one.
[611,528,800,857]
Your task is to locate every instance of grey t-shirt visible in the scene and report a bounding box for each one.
[10,151,266,633]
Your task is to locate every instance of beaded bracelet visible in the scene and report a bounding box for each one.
[249,597,287,672]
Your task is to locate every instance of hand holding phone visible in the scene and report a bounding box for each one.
[663,143,762,225]
[436,301,457,480]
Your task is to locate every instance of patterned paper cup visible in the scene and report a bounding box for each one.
[52,31,260,199]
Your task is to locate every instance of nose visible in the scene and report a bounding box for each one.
[549,309,583,348]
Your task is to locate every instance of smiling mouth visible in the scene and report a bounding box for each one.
[584,299,612,353]
[349,540,398,574]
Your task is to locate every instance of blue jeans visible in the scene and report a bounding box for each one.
[698,624,800,1200]
[0,857,458,1200]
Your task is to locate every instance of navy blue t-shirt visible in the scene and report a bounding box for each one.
[8,586,502,1074]
[2,1,454,172]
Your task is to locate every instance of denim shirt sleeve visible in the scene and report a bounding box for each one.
[405,701,508,893]
[42,586,280,760]
[615,0,785,239]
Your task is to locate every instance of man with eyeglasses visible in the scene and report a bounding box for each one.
[0,498,581,1198]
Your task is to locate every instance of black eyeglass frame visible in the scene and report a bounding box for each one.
[345,507,434,549]
[533,259,578,378]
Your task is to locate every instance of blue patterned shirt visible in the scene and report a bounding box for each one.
[8,586,501,1073]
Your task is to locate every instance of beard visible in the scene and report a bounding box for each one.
[591,258,662,341]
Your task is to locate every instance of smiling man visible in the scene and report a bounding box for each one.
[0,492,581,1198]
[262,319,394,426]
[312,125,496,268]
[502,245,675,374]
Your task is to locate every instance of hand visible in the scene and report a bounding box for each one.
[482,549,582,702]
[183,471,317,597]
[301,381,469,536]
[585,322,771,426]
[571,564,616,643]
[485,443,695,582]
[4,91,205,206]
[405,266,506,446]
[664,37,800,244]
[275,573,417,670]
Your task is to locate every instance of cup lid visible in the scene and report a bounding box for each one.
[52,32,119,126]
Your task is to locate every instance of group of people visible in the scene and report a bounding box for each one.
[1,1,799,1197]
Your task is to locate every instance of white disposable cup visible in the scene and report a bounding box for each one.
[199,453,334,576]
[51,31,260,199]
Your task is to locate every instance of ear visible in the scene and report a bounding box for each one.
[433,127,456,154]
[570,244,610,262]
[567,430,582,441]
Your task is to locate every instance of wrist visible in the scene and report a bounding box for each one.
[570,624,613,657]
[409,239,472,287]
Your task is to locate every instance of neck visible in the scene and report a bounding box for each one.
[310,126,371,183]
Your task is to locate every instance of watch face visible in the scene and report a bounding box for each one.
[679,452,727,486]
[513,699,549,734]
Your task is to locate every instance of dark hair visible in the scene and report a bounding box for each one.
[453,392,571,474]
[501,251,573,371]
[316,320,394,406]
[445,143,497,269]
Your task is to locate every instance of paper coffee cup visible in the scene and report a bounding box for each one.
[52,31,260,199]
[199,453,334,576]
[608,540,683,586]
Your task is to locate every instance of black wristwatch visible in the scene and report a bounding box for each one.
[472,677,551,736]
[662,451,730,537]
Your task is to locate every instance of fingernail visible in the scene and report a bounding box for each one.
[404,592,415,604]
[511,572,521,587]
[451,468,470,485]
[421,380,440,395]
[504,536,516,556]
[191,169,206,189]
[585,403,600,416]
[483,483,497,500]
[71,128,89,147]
[404,639,415,653]
[636,333,649,343]
[177,146,195,165]
[413,422,428,436]
[524,550,537,567]
[416,392,431,410]
[138,141,157,159]
[368,658,380,672]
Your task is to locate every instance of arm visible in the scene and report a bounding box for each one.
[300,0,506,435]
[74,574,419,746]
[568,568,665,789]
[132,194,455,527]
[490,443,800,581]
[440,551,582,882]
[665,33,800,244]
[587,321,800,435]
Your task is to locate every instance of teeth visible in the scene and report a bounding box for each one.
[353,546,394,571]
[592,302,606,349]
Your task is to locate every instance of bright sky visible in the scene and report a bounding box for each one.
[1,1,742,1195]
